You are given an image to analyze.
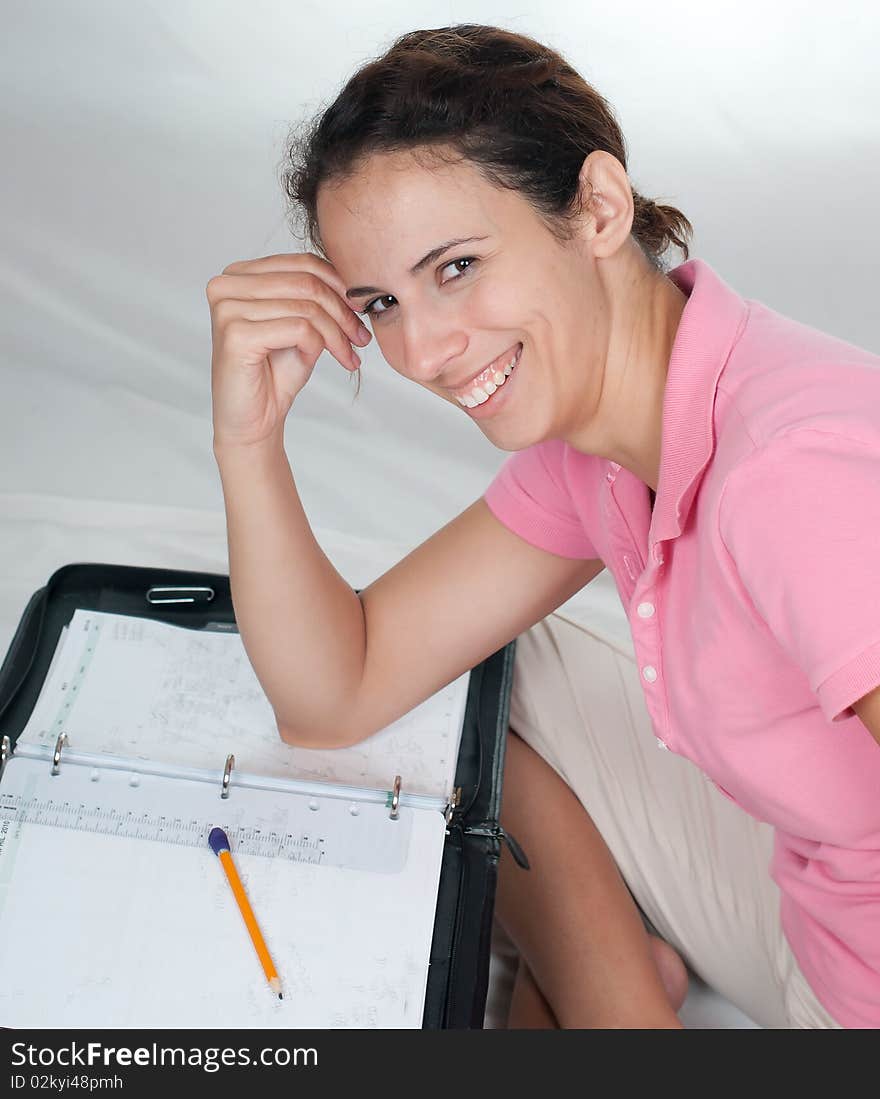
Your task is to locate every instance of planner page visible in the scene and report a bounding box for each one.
[0,755,446,1028]
[17,609,471,799]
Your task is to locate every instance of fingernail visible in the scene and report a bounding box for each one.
[350,350,361,369]
[357,324,371,341]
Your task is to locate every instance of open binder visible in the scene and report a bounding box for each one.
[0,562,518,1029]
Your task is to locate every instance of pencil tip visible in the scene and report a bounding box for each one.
[278,993,283,1000]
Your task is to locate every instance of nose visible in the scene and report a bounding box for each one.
[400,312,467,386]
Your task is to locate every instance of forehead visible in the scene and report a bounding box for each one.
[316,150,529,266]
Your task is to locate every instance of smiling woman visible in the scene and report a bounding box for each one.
[280,69,692,464]
[207,21,880,1031]
[279,24,693,402]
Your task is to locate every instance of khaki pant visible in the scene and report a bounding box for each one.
[490,612,841,1028]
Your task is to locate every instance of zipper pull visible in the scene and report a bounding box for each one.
[456,820,530,869]
[502,827,530,870]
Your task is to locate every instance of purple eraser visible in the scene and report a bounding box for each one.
[208,827,230,856]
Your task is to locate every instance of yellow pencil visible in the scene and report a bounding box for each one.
[208,827,283,999]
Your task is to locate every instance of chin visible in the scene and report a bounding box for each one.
[479,419,547,453]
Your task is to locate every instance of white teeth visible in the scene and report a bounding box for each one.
[455,345,521,407]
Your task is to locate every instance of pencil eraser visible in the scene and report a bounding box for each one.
[208,827,230,856]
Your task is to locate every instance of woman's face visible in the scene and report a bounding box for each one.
[317,149,611,452]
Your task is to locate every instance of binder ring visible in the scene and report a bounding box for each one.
[0,735,9,784]
[389,774,402,820]
[51,732,68,776]
[221,753,235,799]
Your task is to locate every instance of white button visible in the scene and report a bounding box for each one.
[656,737,669,750]
[637,602,655,618]
[642,665,658,683]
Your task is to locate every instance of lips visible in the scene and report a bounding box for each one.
[448,342,522,399]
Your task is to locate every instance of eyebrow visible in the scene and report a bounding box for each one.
[345,236,489,300]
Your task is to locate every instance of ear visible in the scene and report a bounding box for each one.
[575,150,635,260]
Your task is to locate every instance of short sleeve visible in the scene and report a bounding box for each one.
[719,429,880,723]
[483,440,599,560]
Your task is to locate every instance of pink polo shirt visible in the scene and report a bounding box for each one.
[483,258,880,1028]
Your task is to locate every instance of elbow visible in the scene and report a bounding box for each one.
[276,721,366,751]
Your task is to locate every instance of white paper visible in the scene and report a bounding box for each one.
[0,756,445,1028]
[18,609,470,799]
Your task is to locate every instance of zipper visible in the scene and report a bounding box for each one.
[457,819,529,869]
[0,586,48,727]
[440,816,528,1026]
[441,819,467,1027]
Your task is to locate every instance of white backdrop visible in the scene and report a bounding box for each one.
[1,0,877,1027]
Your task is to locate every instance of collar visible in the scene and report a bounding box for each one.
[647,258,749,546]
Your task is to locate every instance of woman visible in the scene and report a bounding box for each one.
[206,25,880,1028]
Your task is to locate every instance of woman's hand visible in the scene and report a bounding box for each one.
[206,252,372,451]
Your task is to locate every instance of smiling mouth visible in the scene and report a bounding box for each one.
[451,343,522,407]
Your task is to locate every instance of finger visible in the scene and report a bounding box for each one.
[211,271,365,338]
[221,252,350,301]
[209,270,370,347]
[225,310,362,373]
[216,294,364,369]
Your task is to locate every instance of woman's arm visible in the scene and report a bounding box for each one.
[338,499,604,748]
[852,685,880,748]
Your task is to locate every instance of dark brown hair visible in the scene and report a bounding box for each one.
[280,24,694,393]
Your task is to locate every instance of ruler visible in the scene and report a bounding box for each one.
[0,755,413,873]
[0,793,327,863]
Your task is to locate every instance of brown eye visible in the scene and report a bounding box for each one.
[440,257,476,282]
[363,294,397,318]
[363,257,478,320]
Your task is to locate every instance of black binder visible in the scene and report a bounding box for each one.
[0,561,517,1029]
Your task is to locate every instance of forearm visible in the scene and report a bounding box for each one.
[214,439,366,746]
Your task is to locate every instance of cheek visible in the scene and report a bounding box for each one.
[465,277,523,324]
[373,331,400,372]
[473,265,566,342]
